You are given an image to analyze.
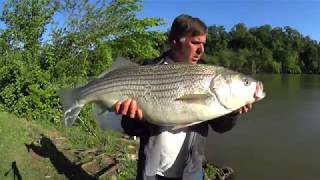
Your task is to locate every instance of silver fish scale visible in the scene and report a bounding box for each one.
[78,64,220,104]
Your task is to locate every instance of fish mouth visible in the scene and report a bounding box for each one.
[254,81,266,102]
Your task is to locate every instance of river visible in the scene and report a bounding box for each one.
[206,74,320,180]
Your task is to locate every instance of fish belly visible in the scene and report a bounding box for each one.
[138,99,232,126]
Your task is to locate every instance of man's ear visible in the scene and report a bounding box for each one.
[172,40,176,45]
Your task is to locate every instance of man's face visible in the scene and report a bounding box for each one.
[174,34,207,64]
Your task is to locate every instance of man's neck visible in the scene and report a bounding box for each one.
[168,50,184,63]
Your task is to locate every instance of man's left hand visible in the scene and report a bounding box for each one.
[236,103,253,115]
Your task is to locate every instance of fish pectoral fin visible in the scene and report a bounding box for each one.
[175,93,212,101]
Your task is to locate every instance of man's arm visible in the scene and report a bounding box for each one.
[208,113,239,133]
[121,115,147,136]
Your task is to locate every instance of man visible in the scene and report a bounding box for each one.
[114,14,252,180]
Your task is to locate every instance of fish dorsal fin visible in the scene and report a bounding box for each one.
[112,57,139,69]
[98,57,139,78]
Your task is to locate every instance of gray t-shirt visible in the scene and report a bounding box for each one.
[154,59,188,178]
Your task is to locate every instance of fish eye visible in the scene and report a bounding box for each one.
[243,78,250,86]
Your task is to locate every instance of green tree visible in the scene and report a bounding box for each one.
[214,49,235,68]
[282,50,301,73]
[206,25,230,55]
[259,48,281,73]
[230,48,251,72]
[229,23,256,50]
[0,0,58,58]
[87,42,113,77]
[108,31,166,62]
[284,26,303,51]
[249,25,272,49]
[0,0,165,123]
[51,0,165,82]
[300,38,319,73]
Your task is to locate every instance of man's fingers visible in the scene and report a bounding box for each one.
[129,100,144,120]
[129,100,137,118]
[115,101,122,114]
[121,98,132,115]
[246,103,252,110]
[136,109,143,120]
[238,108,243,115]
[114,98,143,120]
[242,106,248,114]
[239,104,252,114]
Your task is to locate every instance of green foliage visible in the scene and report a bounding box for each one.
[206,23,320,74]
[109,31,166,62]
[204,163,220,179]
[259,48,280,73]
[300,39,320,73]
[229,23,257,50]
[0,0,164,128]
[206,25,230,55]
[87,43,113,76]
[0,52,62,123]
[281,51,301,73]
[0,0,59,54]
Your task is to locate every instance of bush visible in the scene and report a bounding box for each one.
[0,51,63,123]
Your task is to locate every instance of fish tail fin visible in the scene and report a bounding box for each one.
[59,88,83,127]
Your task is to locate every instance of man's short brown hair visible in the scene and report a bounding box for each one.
[169,14,208,43]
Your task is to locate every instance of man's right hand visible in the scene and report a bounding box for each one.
[115,98,143,120]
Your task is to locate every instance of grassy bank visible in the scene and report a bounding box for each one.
[0,112,66,179]
[0,112,137,179]
[0,112,222,180]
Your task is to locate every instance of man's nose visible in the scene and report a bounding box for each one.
[197,44,204,54]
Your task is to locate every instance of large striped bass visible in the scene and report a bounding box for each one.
[59,58,265,128]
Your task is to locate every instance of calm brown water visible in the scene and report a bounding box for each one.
[206,74,320,180]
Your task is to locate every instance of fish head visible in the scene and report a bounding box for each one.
[210,72,266,110]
